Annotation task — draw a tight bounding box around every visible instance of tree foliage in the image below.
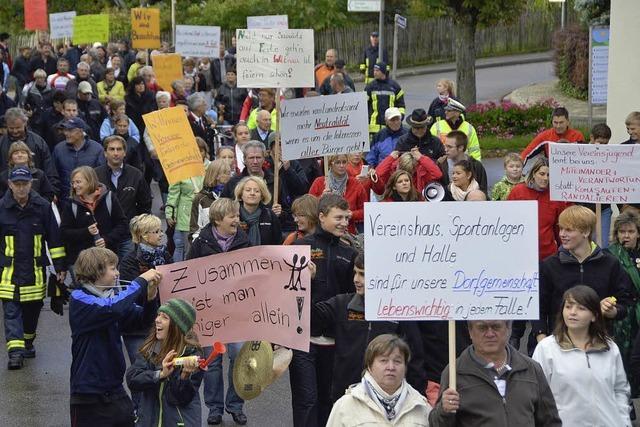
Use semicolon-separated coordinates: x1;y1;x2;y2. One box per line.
574;0;610;25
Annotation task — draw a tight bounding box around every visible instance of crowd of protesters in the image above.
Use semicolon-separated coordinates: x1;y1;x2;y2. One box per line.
0;28;640;427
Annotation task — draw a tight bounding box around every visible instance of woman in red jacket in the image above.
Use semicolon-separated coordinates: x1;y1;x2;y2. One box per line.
372;150;442;195
382;170;422;202
309;154;368;233
508;158;570;260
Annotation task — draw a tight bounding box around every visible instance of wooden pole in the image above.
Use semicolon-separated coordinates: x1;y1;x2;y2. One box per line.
595;203;603;247
448;320;457;389
273;91;281;205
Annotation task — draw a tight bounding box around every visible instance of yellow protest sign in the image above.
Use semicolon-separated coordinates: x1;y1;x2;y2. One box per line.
152;54;183;92
131;8;160;49
73;14;109;44
143;107;205;185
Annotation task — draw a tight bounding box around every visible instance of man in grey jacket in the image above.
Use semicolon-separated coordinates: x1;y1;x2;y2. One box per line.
429;320;561;427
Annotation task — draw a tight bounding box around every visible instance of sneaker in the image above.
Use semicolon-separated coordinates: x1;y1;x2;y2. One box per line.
24;343;36;359
207;413;222;425
227;410;247;425
7;353;23;370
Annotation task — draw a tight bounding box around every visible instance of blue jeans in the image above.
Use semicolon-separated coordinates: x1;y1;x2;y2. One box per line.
117;238;134;262
600;207;612;248
289;344;334;427
172;230;189;262
203;342;244;416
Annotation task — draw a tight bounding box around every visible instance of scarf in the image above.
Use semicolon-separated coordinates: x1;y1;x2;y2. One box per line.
82;283;116;299
211;224;236;252
450;179;479;201
211;184;224;198
327;171;348;196
241;204;262;246
527;180;546;192
79;188;102;213
139;243;168;267
438;94;449;103
362;371;408;421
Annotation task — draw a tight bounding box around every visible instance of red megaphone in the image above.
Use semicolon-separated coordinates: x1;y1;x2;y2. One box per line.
199;341;227;370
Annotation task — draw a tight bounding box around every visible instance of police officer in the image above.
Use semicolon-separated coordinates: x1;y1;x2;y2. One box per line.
430;99;482;160
0;166;66;369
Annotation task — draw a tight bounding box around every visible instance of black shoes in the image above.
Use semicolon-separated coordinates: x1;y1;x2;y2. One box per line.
207;414;222;425
7;353;24;370
227;410;248;425
24;343;36;359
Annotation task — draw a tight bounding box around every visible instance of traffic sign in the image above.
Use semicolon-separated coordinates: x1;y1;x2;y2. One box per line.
348;0;381;12
395;14;406;29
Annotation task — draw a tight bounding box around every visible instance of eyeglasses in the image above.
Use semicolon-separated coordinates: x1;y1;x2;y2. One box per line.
332;160;348;165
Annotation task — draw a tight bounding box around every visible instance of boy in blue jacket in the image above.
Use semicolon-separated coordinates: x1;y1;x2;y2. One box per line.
68;246;162;426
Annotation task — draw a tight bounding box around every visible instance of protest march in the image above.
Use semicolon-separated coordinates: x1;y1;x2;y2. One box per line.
1;1;640;426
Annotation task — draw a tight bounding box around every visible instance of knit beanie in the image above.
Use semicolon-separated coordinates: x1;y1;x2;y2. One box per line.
158;299;196;335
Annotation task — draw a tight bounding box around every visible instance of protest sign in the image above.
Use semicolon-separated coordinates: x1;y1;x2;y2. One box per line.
280;92;369;160
73;14;110;45
236;29;314;88
142;107;205;185
247;15;289;29
175;25;221;57
549;142;640;204
152;54;183;93
49;11;76;39
24;0;48;30
157;246;311;351
131;8;161;49
364;201;539;321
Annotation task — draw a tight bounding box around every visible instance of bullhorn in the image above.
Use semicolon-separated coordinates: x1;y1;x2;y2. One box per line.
422;182;445;202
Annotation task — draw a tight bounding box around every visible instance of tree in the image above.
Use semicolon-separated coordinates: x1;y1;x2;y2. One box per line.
410;0;526;105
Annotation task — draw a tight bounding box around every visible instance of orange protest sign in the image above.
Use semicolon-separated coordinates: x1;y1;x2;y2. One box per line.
131;8;160;49
142;107;205;185
157;245;311;351
24;0;48;30
152;54;183;93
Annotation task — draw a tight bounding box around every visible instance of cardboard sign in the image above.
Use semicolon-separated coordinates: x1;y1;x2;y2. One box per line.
131;8;161;49
246;15;289;29
24;0;48;30
549;142;640;204
175;25;221;57
49;11;76;39
142;107;205;185
236;29;314;88
280;92;369;160
152;54;183;93
364;201;539;321
73;14;110;45
157;246;311;351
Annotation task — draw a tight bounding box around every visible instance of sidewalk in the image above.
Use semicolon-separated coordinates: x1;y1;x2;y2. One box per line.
352;50;553;82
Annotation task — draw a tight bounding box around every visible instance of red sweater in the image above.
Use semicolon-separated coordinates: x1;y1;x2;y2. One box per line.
507;183;571;260
309;176;368;233
520;128;585;163
372;155;443;195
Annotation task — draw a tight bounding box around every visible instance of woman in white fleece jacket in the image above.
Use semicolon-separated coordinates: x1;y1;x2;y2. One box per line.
533;285;631;427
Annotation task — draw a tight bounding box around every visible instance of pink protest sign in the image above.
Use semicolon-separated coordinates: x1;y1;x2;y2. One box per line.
157;245;311;351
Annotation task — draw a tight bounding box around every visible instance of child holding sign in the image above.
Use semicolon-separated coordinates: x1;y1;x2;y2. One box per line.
126;299;204;427
69;247;162;427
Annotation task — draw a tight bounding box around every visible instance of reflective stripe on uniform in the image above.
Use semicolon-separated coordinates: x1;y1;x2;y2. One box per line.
49;246;65;259
6;339;24;351
33;235;44;291
4;236;14;257
18;284;46;302
24;332;36;340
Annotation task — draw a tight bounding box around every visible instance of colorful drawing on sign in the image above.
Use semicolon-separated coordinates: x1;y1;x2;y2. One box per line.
152;54;183;93
24;0;48;30
549;143;640;204
131;8;161;49
235;29;314;88
49;11;76;39
73;14;110;45
280;92;369;161
142;107;205;185
364;201;539;321
157;246;311;351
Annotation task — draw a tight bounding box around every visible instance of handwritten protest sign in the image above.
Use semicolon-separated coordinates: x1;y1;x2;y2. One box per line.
143;107;205;185
152;54;183;93
73;14;109;45
24;0;48;30
49;11;76;39
236;29;314;88
549;142;640;204
157;246;311;351
131;8;160;49
247;15;289;29
175;25;220;57
364;201;539;321
280;92;369;160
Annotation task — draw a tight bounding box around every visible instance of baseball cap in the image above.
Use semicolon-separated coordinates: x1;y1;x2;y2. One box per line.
78;81;93;94
385;107;402;121
9;166;32;182
59;117;88;130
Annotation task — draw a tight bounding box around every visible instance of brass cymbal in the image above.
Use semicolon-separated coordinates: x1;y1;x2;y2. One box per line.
233;341;274;400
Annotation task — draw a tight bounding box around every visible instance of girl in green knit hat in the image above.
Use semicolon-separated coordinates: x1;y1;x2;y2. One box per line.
126;298;204;426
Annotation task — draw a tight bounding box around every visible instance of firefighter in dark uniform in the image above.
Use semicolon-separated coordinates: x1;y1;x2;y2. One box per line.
364;62;405;136
0;166;66;369
359;31;389;85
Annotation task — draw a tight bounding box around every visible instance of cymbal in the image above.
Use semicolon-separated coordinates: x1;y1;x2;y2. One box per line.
233;341;273;400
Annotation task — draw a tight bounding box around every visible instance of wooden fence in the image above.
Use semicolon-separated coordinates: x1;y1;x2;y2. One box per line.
8;10;567;69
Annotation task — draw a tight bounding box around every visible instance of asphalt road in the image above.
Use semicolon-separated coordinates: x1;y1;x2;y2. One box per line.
0;60;551;426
